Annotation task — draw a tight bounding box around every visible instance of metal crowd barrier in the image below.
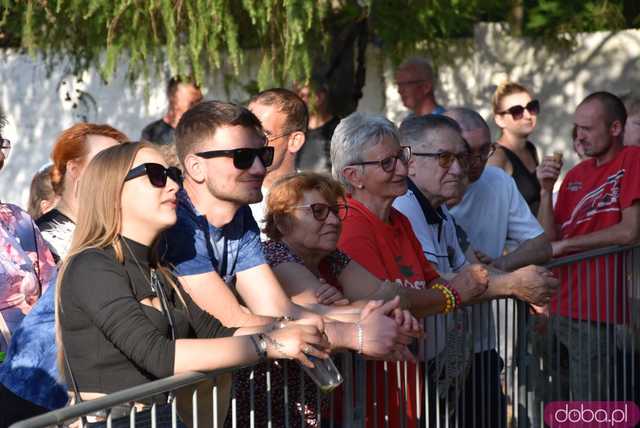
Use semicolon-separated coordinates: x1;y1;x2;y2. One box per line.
11;245;640;428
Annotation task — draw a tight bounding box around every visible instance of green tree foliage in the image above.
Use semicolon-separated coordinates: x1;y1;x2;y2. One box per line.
0;1;636;89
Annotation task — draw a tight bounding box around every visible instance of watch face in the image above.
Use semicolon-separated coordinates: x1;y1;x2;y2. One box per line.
259;337;268;353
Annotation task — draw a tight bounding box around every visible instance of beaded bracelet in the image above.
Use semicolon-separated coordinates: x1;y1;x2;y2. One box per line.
443;283;462;307
432;283;456;314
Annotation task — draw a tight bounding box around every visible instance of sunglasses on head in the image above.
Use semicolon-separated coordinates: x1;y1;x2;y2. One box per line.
124;163;183;188
195;146;275;170
412;150;469;170
294;203;349;222
350;146;412;173
497;99;540;120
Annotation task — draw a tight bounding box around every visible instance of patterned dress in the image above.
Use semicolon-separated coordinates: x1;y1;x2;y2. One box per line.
0;203;56;352
228;240;350;428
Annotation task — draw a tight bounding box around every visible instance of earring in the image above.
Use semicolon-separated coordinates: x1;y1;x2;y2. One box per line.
357;184;364;189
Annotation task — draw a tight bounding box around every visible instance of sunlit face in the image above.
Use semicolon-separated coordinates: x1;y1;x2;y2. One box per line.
409;128;467;203
574;101;615;158
249;102;290;173
281;189;343;255
352;136;409;200
196;125;267;205
624;113;640;147
495;92;537;137
121;147;179;233
461;127;493;182
394;66;430;112
171;83;203;121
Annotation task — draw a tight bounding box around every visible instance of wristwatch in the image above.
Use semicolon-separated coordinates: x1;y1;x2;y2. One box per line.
250;334;268;360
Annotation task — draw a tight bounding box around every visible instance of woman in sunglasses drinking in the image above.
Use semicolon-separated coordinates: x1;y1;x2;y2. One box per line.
56;142;330;427
488;81;542;214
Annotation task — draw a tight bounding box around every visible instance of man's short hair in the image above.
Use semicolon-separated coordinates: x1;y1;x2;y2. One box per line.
167;76;199;99
580;91;627;128
249;88;309;134
621;93;640;117
444;107;491;135
397;56;435;83
175;100;264;164
399;114;462;150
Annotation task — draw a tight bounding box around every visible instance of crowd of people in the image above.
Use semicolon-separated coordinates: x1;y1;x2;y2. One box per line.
0;56;638;428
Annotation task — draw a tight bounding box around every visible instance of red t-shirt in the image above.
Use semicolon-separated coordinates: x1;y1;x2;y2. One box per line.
338;196;439;428
551;145;640;323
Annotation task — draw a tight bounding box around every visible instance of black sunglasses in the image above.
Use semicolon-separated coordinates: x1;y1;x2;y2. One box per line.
497;99;540;120
412;150;469;170
350;146;412;173
124;163;183;188
195;146;275;170
294;203;349;222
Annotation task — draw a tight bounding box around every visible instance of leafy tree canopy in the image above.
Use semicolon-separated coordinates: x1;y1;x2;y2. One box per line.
0;0;637;89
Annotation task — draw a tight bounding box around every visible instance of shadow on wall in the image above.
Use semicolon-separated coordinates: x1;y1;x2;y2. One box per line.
0;52;260;206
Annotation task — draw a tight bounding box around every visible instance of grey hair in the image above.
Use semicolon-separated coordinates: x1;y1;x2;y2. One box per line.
444;107;491;135
397;56;435;82
399;114;462;150
330;112;400;191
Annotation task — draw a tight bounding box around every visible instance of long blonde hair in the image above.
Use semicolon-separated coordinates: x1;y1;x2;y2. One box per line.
55;141;181;378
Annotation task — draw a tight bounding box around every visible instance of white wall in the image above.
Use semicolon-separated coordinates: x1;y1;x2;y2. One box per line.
1;24;639;206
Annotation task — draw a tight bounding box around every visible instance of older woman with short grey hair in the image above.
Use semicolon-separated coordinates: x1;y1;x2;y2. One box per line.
330;112;489;428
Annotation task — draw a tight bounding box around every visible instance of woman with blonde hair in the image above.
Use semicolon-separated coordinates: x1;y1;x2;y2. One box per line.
37;123;128;261
56;142;329;426
488;81;542;214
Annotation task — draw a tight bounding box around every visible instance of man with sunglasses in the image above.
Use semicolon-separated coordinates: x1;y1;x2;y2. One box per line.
393;114;558;427
247;88;308;238
394;57;445;118
537;92;640;401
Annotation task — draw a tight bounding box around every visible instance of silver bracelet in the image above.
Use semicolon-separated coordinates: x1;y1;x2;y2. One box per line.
356;322;364;354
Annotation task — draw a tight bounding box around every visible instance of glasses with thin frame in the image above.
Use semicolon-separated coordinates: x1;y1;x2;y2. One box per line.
350;146;412;173
0;138;10;157
468;143;496;162
412;150;470;170
294;203;349;222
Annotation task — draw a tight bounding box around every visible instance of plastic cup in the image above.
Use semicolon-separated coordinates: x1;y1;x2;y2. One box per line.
299;355;343;393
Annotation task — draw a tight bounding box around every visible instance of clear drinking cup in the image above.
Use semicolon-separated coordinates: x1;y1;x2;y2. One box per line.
299;355;343;393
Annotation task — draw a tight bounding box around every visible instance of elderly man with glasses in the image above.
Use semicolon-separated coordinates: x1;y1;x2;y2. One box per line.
394;57;445;118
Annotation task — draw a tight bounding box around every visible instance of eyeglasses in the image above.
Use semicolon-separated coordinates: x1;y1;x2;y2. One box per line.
497;99;540;120
195;146;275;170
350;146;412;173
412;150;469;170
294;203;349;222
266;130;299;143
0;138;10;157
468;143;496;162
124;163;183;188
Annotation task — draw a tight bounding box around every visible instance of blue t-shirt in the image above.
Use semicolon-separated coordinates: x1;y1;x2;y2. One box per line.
163;189;266;287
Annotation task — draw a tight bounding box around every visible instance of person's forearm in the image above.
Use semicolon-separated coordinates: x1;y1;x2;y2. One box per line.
466;271;514;303
299;302;362;322
354;280;446;317
324;321;357;351
537;190;558;241
559;224;639;254
174;336;259;373
492;234;552;272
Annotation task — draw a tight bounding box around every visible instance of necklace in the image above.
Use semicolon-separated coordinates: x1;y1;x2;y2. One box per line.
121;237;176;340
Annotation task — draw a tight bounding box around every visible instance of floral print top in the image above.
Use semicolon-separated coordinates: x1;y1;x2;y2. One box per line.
0;203;56;348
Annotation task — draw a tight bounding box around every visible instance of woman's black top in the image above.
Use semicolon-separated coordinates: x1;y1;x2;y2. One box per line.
499;142;541;215
59;236;236;394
